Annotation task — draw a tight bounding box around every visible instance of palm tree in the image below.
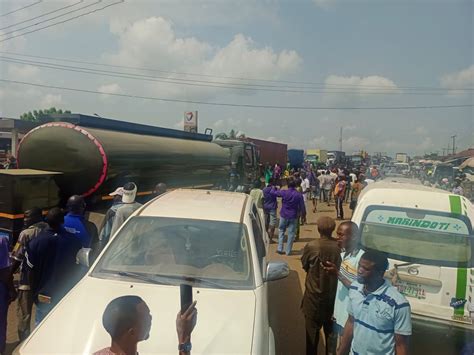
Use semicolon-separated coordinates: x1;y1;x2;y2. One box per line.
215;129;246;140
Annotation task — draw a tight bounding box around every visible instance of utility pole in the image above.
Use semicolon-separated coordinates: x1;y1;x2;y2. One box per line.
451;135;456;155
339;126;343;152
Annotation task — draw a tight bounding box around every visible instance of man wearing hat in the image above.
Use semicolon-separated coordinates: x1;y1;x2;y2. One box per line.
98;187;124;250
110;182;142;236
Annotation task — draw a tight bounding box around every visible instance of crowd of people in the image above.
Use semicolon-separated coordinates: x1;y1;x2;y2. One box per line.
0;181;169;354
251;162;369;256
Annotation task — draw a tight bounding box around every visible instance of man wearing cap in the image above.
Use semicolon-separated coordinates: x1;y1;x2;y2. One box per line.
98;187;124;249
110;183;142;236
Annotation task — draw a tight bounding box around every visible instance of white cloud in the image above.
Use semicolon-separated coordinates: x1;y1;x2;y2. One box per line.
97;83;123;95
40;94;63;108
7;64;40;80
103;17;302;100
344;136;370;152
440;65;474;96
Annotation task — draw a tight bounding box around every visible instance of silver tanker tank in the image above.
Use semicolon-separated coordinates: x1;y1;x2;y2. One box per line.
17;121;230;200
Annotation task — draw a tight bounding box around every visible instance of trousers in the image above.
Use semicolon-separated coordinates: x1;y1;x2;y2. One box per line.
278;217;297;255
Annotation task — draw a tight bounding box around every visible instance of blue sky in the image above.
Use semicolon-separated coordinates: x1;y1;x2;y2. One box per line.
0;0;472;155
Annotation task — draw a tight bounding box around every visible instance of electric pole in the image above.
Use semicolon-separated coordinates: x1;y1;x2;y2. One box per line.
339;126;343;152
451;135;456;155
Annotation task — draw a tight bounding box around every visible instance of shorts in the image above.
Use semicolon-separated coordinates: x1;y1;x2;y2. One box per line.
265;210;277;227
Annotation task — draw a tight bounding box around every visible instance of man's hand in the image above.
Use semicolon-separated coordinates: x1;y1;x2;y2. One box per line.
322;260;338;275
176;301;197;344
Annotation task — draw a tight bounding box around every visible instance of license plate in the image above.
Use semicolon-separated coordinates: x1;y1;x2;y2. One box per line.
397;282;426;299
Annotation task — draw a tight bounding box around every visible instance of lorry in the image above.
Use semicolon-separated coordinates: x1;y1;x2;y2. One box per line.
327;150;346;166
2;114;260;242
287;149;304;170
241;137;287;166
305;149;327;165
396;153;409;163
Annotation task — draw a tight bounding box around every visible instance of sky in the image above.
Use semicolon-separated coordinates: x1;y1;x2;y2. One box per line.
0;0;472;156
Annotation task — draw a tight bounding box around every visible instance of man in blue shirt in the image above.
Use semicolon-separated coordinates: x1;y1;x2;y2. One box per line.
337;250;411;355
262;178;278;242
64;195;97;248
270;178;306;255
26;208;83;324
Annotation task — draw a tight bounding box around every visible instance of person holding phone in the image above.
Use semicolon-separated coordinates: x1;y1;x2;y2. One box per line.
94;296;197;355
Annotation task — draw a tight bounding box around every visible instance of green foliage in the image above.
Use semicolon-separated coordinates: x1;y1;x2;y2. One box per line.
215;129;246;140
20;107;71;122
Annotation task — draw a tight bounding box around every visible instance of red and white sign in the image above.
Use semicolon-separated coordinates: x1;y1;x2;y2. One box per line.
183;111;198;133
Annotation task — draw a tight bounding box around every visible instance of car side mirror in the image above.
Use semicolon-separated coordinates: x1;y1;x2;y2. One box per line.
265;261;289;282
76;248;91;268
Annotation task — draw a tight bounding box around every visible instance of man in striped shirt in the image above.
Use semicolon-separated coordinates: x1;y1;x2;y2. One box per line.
337;250;411;355
323;221;365;352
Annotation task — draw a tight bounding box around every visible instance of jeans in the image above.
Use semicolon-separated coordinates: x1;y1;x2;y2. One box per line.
335;196;344;219
278;217;297;255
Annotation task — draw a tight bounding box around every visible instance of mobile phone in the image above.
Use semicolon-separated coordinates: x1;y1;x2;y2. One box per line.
180;284;193;314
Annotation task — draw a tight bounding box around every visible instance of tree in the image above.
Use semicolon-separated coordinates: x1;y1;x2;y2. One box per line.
20;107;71;122
215;129;246;140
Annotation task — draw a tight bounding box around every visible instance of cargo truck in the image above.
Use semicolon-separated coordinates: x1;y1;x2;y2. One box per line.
288;149;304;169
396;153;409;163
241;137;287;166
305;149;328;165
2;114;260;242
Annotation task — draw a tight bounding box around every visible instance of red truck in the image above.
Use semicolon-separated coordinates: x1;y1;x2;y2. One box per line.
241;137;288;166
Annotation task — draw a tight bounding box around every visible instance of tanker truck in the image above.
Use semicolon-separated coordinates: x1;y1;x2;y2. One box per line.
2;114;259;242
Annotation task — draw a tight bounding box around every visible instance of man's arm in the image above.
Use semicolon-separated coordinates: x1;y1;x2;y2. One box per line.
176;301;197;355
337;315;354;355
268;187;283;198
395;334;409;355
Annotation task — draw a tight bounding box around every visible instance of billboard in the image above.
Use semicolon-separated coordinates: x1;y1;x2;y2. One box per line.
184;111;198;133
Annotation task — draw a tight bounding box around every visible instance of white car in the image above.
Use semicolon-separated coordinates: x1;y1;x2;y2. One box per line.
17;189;289;354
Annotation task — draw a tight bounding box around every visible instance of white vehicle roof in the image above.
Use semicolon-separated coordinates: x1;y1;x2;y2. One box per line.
139;189;249;223
357;181;473;217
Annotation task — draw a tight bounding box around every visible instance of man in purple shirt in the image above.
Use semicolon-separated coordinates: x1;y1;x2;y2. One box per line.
270;178;306;255
263;178;278;242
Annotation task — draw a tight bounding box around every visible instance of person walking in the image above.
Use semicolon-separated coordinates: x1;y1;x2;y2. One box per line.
321;171;333;206
300;172;311;202
10;207;48;340
110;182;143;236
301;216;341;355
270;179;306;255
337;250;411;355
322;222;365;353
25;208;83;324
349;174;367;217
334;174;347;220
263;178;278;242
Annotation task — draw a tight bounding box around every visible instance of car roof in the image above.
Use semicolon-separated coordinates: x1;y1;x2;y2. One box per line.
358;181;473;217
138;189;249;223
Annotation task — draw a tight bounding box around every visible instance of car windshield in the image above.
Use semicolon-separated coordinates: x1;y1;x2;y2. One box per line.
361;208;473;267
92;216;254;289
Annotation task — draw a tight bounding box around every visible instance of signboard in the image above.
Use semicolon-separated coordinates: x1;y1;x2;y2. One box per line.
184;111;198;133
365;209;470;235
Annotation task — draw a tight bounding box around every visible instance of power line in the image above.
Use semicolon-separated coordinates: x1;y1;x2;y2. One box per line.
0;0;102;37
0;0;42;18
1;50;472;92
0;56;466;96
0;0;124;43
2;56;457;96
0;0;85;31
1;78;473;110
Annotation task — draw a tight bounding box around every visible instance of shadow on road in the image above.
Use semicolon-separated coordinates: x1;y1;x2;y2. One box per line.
268;270;305;355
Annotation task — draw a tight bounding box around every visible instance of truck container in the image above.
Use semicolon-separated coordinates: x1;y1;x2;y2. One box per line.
288;149;304;169
327;150;346;165
396;153;408;163
241;137;287;166
305;149;328;164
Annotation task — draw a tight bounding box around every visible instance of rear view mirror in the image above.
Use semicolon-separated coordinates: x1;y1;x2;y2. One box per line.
76;248;91;268
265;261;289;282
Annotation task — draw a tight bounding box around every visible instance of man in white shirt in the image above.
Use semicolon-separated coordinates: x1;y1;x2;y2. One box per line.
300;172;311;201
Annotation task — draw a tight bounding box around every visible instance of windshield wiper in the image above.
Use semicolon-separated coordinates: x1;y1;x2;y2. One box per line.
155;274;228;289
97;269;174;285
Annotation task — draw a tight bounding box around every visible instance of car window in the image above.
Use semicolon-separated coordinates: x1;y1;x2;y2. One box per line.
93;216;255;289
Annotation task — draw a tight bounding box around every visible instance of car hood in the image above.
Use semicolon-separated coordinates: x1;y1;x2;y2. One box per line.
19;276;256;354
